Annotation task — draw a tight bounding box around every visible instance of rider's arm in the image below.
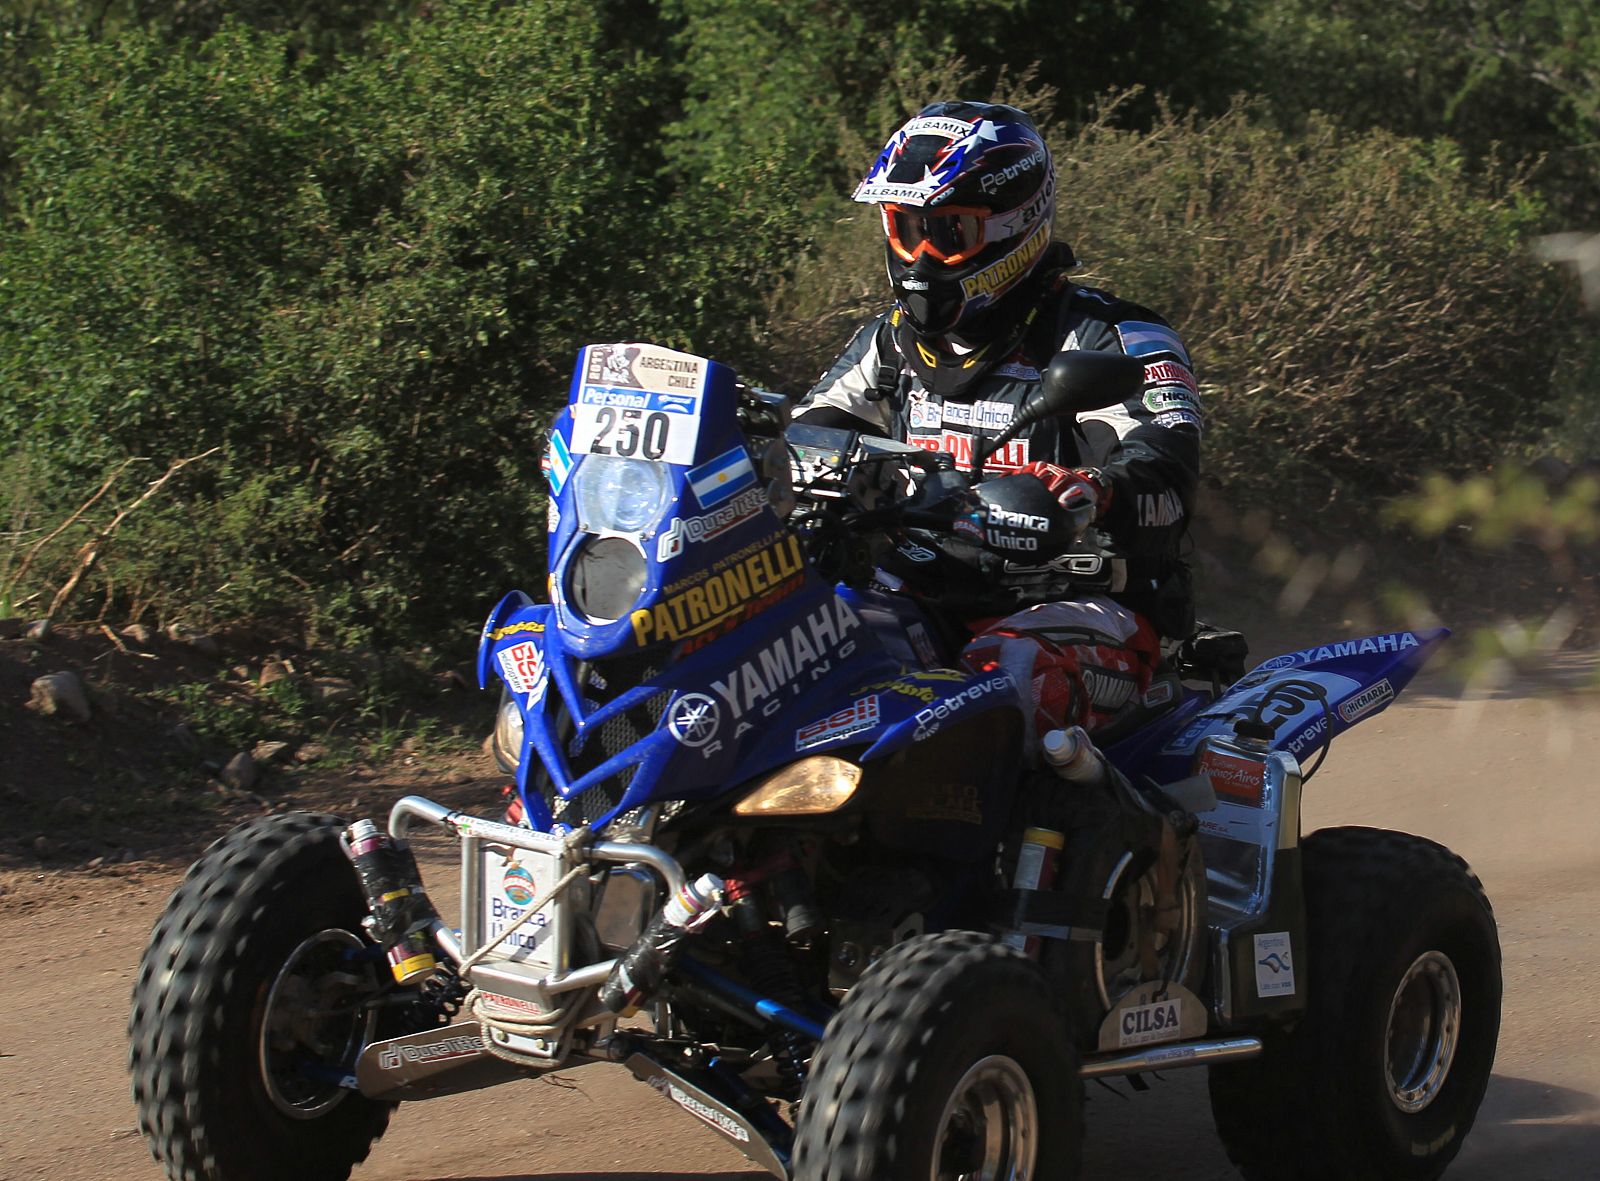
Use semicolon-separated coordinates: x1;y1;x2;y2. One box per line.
1069;314;1203;562
793;314;895;434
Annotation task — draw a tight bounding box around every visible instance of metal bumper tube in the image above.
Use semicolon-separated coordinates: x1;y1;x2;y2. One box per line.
1079;1036;1262;1079
386;796;687;1000
387;795;688;896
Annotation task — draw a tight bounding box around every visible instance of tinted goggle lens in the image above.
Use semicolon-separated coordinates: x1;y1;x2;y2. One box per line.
884;206;987;264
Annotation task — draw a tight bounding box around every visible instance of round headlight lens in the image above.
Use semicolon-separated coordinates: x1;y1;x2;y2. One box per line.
573;455;671;535
569;535;648;623
491;686;525;774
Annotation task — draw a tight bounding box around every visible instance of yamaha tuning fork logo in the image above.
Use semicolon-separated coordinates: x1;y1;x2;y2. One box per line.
667;693;722;747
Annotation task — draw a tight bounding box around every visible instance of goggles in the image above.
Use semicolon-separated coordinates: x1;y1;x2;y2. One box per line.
882;204;993;266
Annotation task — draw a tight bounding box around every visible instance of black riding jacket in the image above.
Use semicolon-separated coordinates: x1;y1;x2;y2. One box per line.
796;249;1201;637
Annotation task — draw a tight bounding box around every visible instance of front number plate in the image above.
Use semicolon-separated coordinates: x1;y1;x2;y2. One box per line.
477;842;561;970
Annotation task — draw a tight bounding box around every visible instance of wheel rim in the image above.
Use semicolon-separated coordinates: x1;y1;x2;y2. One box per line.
258;928;376;1119
931;1054;1038;1181
1385;950;1462;1114
1094;850;1203;1010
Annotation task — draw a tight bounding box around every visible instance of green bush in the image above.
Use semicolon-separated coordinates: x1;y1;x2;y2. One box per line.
0;4;807;642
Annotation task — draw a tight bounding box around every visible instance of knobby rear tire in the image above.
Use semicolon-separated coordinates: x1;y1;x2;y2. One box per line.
1208;826;1501;1181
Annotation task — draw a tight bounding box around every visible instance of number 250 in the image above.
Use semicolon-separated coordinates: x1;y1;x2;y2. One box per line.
593;407;669;459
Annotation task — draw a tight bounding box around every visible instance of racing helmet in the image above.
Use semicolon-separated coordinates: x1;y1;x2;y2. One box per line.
854;101;1055;336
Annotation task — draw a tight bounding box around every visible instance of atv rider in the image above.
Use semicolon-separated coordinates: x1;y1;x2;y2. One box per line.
796;101;1201;750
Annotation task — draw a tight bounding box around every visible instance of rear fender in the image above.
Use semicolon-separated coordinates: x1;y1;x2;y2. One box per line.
1141;627;1449;782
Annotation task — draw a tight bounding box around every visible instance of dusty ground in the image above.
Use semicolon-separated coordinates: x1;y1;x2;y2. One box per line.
2;527;1598;1180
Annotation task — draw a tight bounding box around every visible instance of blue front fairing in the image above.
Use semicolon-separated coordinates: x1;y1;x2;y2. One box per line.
482;343;1027;831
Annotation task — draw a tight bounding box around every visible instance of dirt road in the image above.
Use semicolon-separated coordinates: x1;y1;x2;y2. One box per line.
4;665;1598;1180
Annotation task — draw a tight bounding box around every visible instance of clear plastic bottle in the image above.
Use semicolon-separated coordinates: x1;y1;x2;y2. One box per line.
600;873;724;1012
1041;725;1108;787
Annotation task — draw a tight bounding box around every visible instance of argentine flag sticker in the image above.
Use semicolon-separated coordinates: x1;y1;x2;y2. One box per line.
1115;320;1189;362
545;430;573;495
688;446;756;508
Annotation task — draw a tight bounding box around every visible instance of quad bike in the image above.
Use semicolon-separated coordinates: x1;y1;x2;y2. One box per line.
129;342;1500;1180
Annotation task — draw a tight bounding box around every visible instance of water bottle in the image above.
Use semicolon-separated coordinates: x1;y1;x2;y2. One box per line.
1041;726;1108;787
600;873;724;1012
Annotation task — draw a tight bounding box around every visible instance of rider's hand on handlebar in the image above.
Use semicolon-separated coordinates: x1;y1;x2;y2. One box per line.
1018;462;1111;521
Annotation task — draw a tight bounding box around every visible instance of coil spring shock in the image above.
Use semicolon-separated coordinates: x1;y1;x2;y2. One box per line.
726;879;810;1092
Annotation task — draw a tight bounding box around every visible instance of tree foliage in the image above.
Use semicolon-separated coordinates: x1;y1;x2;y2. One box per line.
1;3;803;638
0;0;1595;644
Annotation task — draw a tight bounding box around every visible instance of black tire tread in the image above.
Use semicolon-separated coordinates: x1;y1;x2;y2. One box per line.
1209;825;1500;1181
793;930;1083;1181
128;812;393;1181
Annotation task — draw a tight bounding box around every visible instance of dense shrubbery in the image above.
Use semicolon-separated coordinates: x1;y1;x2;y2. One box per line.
1;1;1595;645
1;4;809;638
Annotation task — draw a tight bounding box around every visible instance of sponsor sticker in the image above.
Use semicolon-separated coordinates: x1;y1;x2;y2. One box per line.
1338;678;1394;723
375;1031;485;1071
1144;385;1202;415
961;223;1049;303
987;504;1051;533
497;640;548;703
655;485;768;561
487;619;544;642
977;148;1047;195
1143;679;1175;708
912;674;1013;740
1143;359;1198;394
1152;409;1204;432
1198;747;1266;805
908;395;941;430
795;696;881;750
1261;632;1420;669
501;862;536;905
987;173;1054;240
908;431;1030;473
712;598;862;721
478;991;547;1018
1137;490;1185;528
1254;932;1296;997
854;180;945;204
630;533;804;646
901;115;977;139
992;362;1042;381
1118;996;1184;1048
666;1082;751;1143
1286;714;1330;756
482;846;553;965
941;400;1015;430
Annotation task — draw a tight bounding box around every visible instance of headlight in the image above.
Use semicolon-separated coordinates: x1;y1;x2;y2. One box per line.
491;686;524;773
733;756;864;816
568;535;648;623
573;454;671;535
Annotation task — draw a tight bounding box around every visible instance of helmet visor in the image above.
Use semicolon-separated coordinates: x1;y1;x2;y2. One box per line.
883;204;988;266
